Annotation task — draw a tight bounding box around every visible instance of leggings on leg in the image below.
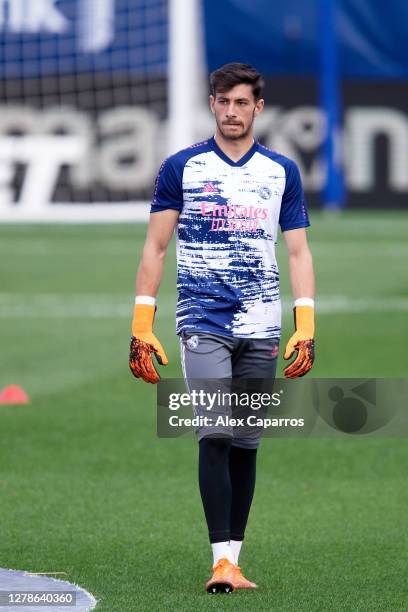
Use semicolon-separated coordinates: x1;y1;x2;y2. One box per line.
198;437;232;543
229;445;258;541
198;438;258;544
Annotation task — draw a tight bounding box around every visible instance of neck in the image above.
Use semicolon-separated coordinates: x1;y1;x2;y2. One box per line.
214;129;255;162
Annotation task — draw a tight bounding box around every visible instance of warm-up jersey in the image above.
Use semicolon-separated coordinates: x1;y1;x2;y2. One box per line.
150;136;310;339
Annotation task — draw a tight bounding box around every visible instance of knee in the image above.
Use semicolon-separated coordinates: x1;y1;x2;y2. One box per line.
199;436;232;463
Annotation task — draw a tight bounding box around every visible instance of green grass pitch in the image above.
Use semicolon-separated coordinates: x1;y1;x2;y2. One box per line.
0;211;407;611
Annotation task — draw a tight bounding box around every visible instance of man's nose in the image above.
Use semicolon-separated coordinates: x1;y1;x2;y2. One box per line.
226;103;237;116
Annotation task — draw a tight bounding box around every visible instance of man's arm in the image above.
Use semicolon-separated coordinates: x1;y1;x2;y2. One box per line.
136;209;180;296
129;209;179;384
282;228;315;378
283;227;315;300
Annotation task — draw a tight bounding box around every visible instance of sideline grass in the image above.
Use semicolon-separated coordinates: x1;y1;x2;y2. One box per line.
0;212;407;610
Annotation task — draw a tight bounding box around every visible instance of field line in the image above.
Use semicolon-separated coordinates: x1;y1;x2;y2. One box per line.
0;293;408;317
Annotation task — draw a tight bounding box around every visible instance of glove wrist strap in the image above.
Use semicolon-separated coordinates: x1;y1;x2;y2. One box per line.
294;305;315;337
132;303;155;335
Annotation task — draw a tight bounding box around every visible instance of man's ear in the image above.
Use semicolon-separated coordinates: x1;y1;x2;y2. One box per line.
209;95;215;114
254;98;265;117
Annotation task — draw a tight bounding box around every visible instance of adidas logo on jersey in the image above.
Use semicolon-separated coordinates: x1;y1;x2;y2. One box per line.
203;182;219;193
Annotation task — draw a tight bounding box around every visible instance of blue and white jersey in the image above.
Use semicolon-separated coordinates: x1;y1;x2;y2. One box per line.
151;137;310;339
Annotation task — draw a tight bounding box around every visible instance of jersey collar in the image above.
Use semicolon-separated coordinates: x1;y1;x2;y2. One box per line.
209;136;259;167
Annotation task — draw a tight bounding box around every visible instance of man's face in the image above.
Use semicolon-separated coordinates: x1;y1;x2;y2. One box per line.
210;83;264;141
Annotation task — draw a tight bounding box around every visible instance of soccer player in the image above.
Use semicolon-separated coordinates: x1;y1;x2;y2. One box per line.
129;63;315;593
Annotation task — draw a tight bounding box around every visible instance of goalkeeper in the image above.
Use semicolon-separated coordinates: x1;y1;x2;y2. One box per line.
129;63;315;593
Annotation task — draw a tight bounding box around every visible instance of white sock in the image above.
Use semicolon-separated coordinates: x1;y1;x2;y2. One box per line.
230;540;243;564
211;541;235;565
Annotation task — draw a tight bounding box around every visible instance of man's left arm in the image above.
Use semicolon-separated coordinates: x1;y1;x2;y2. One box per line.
282;228;315;378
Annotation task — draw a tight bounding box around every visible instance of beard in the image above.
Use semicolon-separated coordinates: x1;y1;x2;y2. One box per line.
216;116;254;141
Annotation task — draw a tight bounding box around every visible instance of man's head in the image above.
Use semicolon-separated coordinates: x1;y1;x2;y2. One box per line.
209;63;265;141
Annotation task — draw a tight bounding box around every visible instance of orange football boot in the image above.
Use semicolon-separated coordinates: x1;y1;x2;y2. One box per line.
231;564;257;589
205;558;235;594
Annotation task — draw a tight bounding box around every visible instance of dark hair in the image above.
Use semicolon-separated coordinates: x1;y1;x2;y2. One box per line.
210;63;265;101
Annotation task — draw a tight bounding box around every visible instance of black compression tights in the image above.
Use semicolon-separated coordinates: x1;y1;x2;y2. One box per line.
198;438;258;544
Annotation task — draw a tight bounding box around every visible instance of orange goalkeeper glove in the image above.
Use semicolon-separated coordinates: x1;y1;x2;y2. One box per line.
129;302;168;384
283;304;315;379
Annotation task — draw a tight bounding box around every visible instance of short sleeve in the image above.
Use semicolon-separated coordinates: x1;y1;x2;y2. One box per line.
150;156;183;213
279;160;310;232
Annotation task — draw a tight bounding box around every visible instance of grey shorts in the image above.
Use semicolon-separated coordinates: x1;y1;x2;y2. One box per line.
179;331;279;449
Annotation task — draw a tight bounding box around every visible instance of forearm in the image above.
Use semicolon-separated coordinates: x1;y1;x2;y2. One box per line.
135;246;166;297
287;247;315;300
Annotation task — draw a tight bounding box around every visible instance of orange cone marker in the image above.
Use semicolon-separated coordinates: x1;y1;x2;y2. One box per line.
0;384;30;405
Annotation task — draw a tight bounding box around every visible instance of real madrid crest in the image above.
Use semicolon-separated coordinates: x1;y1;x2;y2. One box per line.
259;186;272;200
186;335;199;349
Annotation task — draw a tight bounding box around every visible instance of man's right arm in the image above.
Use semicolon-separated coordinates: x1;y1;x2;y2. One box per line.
129;209;179;384
136;209;180;296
